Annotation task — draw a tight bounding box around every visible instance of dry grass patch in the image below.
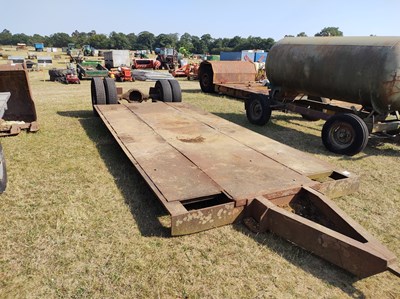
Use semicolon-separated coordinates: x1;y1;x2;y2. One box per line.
0;70;399;298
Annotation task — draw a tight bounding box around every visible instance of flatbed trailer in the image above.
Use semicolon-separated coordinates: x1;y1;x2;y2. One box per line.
91;78;399;278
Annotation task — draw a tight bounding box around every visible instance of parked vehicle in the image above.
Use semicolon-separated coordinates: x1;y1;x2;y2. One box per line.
76;61;108;80
199;36;400;156
155;47;178;70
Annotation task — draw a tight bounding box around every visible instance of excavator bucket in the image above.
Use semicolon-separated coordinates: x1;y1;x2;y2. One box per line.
0;63;39;136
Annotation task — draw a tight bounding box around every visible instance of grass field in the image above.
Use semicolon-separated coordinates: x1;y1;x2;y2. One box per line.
0;50;399;298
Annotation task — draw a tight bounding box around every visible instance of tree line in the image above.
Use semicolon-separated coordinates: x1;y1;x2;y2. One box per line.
0;27;343;54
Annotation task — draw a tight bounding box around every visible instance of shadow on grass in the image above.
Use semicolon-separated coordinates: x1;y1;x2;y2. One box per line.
232;223;366;297
58;109;170;238
215;112;400;158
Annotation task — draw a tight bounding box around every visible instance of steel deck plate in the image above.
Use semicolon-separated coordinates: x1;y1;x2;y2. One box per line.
97;102;322;204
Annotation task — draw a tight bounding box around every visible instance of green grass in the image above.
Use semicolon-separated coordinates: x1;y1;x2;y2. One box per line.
0;67;399;298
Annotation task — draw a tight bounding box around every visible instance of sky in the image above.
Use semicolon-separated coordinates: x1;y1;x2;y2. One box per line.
2;0;399;41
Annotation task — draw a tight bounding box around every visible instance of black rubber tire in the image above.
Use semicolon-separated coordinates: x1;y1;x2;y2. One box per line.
199;64;214;93
0;144;7;193
155;80;173;102
301;96;329;121
91;78;106;116
246;94;271;125
103;77;118;104
169;80;182;102
322;113;369;156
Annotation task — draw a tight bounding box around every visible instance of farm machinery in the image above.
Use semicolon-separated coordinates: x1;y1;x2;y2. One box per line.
199;36;400;156
89;77;399;279
49;65;80;84
0;63;39;191
76;61;108;80
110;66;133;82
171;63;199;80
155;47;179;70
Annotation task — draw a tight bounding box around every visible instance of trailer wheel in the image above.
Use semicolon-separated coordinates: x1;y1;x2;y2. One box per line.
103;77;118;104
199;64;214;93
246;94;271;125
155;80;173;102
322;113;369;156
301;96;329;121
169;80;182;102
0;144;7;193
91;78;106;116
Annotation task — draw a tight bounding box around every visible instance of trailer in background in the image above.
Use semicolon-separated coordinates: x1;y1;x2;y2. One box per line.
199;37;400;156
34;43;44;52
77;61;109;80
103;50;130;69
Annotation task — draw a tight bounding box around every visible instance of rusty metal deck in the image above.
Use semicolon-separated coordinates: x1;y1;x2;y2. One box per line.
96;102;356;227
94;101;398;278
215;82;269;100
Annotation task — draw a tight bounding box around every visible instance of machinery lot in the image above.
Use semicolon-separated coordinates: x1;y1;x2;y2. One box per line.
0;69;399;298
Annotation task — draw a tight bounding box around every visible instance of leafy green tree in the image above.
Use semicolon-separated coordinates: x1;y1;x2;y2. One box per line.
71;30;89;47
88;33;109;49
315;27;343;36
137;31;155;50
126;33;137;49
109;31;129;49
201;34;213;52
191;36;207;54
228;36;244;49
178;33;194;53
154;33;178;48
0;29;13;45
11;33;31;45
48;32;72;47
297;32;307;37
31;34;45;44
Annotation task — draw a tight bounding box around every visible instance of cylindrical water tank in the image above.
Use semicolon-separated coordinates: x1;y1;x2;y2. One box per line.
266;37;400;114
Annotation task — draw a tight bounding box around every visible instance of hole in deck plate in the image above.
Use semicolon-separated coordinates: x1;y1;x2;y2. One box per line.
277;190;367;243
183;194;232;211
310;171;348;183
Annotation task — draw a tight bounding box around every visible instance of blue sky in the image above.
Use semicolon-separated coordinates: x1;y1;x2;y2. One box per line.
2;0;399;40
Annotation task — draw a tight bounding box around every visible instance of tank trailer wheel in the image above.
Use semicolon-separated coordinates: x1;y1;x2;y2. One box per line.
169;80;182;102
322;113;369;156
246;94;271;126
103;77;118;104
199;64;214;93
155;80;173;102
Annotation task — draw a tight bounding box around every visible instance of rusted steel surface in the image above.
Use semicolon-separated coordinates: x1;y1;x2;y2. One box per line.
215;82;269;99
171;202;244;236
266;37;400;114
246;187;397;278
96;104;222;202
0;64;37;123
201;61;256;84
94;101;398;277
168;103;351;181
124;102;313;200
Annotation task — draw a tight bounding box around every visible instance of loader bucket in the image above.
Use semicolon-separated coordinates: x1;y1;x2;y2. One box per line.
0;64;37;123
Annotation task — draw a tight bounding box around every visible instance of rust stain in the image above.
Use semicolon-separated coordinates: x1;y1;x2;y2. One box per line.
177;135;205;143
